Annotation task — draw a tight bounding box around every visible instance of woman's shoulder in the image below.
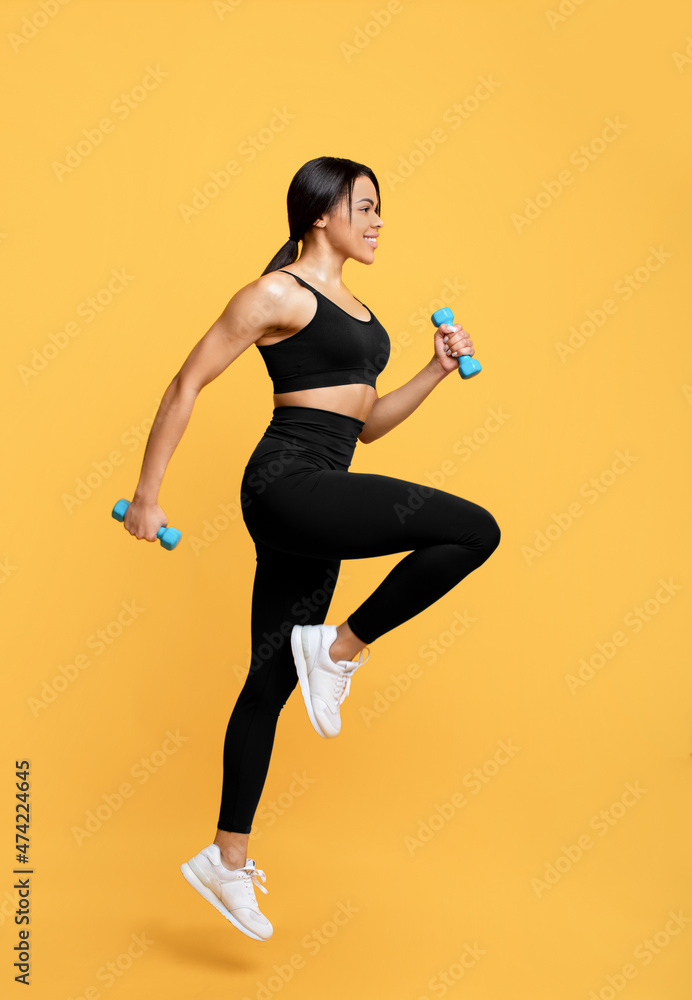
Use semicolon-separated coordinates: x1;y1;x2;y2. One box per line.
222;269;307;339
244;269;303;306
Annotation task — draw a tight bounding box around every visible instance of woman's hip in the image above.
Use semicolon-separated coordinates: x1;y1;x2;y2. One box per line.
243;406;364;474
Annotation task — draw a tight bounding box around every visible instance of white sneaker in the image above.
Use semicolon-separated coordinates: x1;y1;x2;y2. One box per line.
291;624;370;738
180;843;273;941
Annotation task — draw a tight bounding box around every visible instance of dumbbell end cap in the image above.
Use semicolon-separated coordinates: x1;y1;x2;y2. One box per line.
160;528;182;551
431;306;455;327
459;358;482;379
112;498;130;522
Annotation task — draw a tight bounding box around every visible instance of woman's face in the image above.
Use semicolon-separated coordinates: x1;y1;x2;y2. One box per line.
324;174;383;263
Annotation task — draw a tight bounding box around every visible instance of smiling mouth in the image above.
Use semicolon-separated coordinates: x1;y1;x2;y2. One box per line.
364;236;378;246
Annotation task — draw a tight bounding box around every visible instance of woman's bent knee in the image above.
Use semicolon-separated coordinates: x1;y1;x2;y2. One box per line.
483;511;501;555
466;507;501;557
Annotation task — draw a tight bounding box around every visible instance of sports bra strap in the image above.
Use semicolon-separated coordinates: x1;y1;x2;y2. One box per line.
277;269;365;306
277;269;309;286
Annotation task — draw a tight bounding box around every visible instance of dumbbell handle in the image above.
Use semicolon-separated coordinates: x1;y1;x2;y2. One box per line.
111;498;182;551
431;307;482;379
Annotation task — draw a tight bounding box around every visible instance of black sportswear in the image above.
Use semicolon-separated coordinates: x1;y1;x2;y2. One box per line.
254;270;390;392
217;405;501;834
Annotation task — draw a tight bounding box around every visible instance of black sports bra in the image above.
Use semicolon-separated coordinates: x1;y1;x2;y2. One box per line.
255;270;390;393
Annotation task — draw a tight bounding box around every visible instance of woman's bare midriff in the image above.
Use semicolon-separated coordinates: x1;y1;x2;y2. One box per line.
273;384;377;423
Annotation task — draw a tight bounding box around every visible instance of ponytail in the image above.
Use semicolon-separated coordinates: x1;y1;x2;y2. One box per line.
260;156;380;276
261;235;301;276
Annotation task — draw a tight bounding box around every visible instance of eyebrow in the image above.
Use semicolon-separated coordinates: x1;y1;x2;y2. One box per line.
356;198;375;205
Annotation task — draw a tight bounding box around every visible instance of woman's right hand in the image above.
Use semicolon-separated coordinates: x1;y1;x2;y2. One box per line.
123;497;168;542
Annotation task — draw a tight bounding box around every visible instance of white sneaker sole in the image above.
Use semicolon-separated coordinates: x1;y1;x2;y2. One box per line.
291;625;329;738
180;862;269;941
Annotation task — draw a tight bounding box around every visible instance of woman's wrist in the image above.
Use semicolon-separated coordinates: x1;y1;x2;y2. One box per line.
133;486;160;505
425;356;450;381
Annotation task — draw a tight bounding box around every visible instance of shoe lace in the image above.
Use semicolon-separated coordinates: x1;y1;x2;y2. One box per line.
236;862;268;898
333;646;370;707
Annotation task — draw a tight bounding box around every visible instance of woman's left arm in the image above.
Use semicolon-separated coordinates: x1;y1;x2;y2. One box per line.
358;322;474;443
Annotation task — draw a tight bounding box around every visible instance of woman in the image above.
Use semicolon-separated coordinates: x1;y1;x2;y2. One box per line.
123;156;501;942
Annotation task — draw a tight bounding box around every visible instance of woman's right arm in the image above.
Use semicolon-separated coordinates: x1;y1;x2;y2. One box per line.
124;275;287;541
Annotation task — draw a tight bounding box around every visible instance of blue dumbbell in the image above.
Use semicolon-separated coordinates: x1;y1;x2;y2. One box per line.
111;498;182;551
431;307;482;379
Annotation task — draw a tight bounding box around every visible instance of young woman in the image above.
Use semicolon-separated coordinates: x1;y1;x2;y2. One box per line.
122;156;501;942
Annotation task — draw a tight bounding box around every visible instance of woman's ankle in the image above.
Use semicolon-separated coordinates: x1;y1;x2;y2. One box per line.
215;843;247;870
219;853;246;871
329;621;367;662
214;829;249;870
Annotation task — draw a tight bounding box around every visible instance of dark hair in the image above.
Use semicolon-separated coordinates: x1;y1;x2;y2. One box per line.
261;156;381;275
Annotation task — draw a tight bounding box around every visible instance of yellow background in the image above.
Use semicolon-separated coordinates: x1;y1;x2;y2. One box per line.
3;0;692;997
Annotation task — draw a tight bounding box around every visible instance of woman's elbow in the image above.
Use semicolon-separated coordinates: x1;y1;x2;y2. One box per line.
158;374;200;417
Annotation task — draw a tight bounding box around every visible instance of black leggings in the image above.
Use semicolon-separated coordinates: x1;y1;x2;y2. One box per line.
218;406;501;833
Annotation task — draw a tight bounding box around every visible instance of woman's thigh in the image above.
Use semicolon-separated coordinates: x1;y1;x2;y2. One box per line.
241;462;500;561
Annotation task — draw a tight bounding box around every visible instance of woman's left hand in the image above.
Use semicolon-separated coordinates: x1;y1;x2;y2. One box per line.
432;322;475;375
